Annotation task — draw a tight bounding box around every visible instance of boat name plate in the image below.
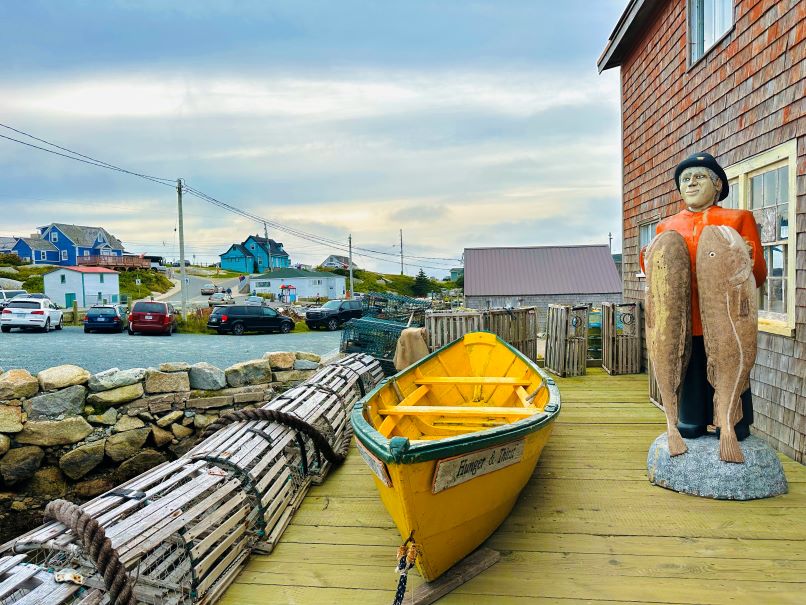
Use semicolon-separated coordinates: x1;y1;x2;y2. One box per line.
432;439;525;493
356;440;393;487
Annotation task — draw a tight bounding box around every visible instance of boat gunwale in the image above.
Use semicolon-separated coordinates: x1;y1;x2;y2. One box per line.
350;333;561;465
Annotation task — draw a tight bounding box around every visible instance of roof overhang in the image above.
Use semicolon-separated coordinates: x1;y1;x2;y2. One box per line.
597;0;664;73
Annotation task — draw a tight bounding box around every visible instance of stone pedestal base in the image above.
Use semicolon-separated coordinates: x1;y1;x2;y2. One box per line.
647;433;788;500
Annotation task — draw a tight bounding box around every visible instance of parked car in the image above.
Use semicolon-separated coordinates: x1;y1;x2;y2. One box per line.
305;299;363;330
128;301;178;335
200;283;219;295
0;290;27;309
207;305;294;335
208;292;234;307
1;298;63;332
243;296;266;306
13;293;49;300
84;304;129;333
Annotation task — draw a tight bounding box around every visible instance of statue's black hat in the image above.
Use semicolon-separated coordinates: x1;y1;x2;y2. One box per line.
674;151;729;201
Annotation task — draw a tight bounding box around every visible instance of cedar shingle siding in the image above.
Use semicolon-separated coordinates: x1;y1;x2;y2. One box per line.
607;0;805;462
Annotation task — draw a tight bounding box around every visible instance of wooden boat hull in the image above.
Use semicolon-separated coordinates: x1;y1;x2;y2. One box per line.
352;332;560;581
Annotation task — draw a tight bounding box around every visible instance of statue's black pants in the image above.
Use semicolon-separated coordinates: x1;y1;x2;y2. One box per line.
678;336;753;441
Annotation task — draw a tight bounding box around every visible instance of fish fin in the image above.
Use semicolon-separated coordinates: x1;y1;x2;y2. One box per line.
667;430;688;456
719;432;745;463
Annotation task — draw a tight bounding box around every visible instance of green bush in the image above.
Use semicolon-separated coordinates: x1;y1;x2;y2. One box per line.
0;253;28;267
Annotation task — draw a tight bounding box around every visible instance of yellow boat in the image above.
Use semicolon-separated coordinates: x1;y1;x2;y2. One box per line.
351;331;561;581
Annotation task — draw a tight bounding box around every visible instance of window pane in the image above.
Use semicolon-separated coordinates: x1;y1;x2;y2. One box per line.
723;181;738;208
768;278;785;314
770;244;786;277
777;166;788;203
750;174;763;208
778;203;789;239
763;169;778;206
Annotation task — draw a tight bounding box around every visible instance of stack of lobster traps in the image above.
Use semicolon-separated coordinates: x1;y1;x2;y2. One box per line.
0;354;383;605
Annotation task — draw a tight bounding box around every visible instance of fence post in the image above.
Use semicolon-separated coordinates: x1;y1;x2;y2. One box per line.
72;300;79;326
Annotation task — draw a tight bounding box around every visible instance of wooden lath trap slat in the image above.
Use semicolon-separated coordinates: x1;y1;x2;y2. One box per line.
0;354;383;605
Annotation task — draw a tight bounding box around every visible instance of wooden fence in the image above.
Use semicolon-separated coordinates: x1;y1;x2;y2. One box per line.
601;302;642;375
0;354;383;605
425;307;539;360
544;304;589;377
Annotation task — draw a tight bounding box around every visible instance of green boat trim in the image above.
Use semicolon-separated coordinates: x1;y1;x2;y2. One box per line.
350;334;562;465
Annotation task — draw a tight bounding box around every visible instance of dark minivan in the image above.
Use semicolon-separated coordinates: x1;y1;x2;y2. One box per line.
84;305;129;333
305;299;363;330
207;305;294;335
128;301;178;335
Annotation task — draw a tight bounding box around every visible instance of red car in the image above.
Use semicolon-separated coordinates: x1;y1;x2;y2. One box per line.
128;301;178;335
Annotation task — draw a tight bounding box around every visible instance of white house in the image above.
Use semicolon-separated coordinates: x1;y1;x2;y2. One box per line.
249;268;346;302
43;267;120;308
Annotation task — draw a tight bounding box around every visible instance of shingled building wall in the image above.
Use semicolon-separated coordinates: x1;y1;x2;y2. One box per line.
617;0;805;461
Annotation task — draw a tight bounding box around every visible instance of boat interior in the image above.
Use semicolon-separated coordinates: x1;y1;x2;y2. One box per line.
365;333;550;441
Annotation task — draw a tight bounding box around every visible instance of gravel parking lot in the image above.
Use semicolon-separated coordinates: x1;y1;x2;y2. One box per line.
0;327;341;374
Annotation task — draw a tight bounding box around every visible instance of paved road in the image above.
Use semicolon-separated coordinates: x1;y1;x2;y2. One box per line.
0;327;341;374
160;274;245;307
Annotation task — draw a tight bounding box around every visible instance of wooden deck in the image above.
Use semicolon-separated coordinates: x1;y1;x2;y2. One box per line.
221;369;806;605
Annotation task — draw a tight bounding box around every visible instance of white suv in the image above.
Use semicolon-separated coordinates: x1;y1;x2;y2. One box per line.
1;298;64;333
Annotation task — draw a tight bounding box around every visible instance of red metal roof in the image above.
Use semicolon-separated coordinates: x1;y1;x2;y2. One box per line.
56;266;118;274
464;245;622;297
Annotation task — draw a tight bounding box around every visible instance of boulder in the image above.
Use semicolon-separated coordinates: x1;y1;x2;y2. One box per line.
226;360;273;387
296;352;321;363
273;370;317;383
188;363;227;391
0;405;23;433
105;428;150;462
87;408;118;425
150;426;174;447
87;383;144;406
0;446;44;484
193;413;214;431
37;365;90;391
74;478;114;498
115;450;167;482
144;370;190;394
0;369;39;400
264;351;296;370
156;410;184;427
0;434;10;456
293;359;320;371
113;416;145;433
59;440;106;480
159;362;191;373
171;423;194;439
16;417;93;446
23;385;86;419
88;368;146;392
30;467;68;498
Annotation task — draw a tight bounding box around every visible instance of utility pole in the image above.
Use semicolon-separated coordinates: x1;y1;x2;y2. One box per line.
348;234;354;299
264;221;272;273
177;179;188;318
608;232;613;253
399;229;404;275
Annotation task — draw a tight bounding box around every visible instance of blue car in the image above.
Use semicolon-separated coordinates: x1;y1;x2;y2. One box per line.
84;305;129;333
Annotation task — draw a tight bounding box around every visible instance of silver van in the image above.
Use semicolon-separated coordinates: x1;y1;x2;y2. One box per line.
0;290;27;309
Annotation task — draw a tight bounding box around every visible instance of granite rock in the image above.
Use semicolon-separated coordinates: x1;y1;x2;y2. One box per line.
113;416;145;433
87;383;144;406
88;368;146;392
115;449;167;482
0;405;23;432
156;410;184;427
145;370;190;394
87;408;118;425
647;433;788;500
74;478;113;498
160;362;191;373
273;370;317;383
0;434;10;456
105;428;150;462
0;446;45;484
37;365;90;391
30;467;67;498
264;351;296;371
188;362;227;390
16;417;93;446
293;359;320;371
24;385;86;419
296;352;321;363
225;360;273;387
59;440;106;480
0;369;39;400
150;426;174;447
171;423;194;439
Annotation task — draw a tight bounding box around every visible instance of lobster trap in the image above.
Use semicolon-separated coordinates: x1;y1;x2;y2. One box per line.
340;318;408;376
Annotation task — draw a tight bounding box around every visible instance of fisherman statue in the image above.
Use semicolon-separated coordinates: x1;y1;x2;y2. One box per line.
642;152;787;499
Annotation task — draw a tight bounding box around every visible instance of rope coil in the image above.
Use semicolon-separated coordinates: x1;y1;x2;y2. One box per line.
44;499;137;605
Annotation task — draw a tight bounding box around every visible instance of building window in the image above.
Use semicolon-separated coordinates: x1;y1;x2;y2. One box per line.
725;140;797;335
61;250;68;261
689;0;733;63
50;231;58;242
83;250;90;257
99;274;105;284
39;250;47;260
60;274;66;284
636;219;659;278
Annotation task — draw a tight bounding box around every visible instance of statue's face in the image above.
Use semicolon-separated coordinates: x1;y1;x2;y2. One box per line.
679;167;720;211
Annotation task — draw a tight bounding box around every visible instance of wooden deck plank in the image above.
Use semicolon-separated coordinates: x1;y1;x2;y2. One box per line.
221;369;806;605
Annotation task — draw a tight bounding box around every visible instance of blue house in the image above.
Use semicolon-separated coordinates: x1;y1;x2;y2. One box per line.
36;223;125;266
219;235;291;274
11;238;60;265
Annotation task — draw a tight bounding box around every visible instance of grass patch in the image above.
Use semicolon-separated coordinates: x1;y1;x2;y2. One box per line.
177;307;214;334
324;267;455;297
119;270;173;300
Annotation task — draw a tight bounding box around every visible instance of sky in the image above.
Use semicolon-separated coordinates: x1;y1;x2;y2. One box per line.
0;0;626;276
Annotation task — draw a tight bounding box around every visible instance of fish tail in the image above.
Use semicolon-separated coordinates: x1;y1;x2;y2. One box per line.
667;428;688;457
719;431;745;464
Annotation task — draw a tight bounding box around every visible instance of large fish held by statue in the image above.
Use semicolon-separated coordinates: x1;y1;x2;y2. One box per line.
697;225;757;464
645;230;692;456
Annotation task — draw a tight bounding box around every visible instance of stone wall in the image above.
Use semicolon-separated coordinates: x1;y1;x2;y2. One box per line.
0;351;323;540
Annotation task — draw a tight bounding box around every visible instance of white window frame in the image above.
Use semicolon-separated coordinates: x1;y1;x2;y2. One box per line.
725;139;797;337
83;250;90;257
39;250;47;260
60;250;68;261
688;0;734;65
50;231;58;242
636;218;660;278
